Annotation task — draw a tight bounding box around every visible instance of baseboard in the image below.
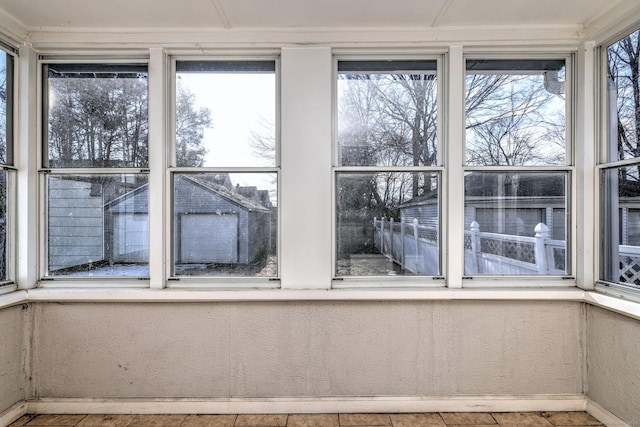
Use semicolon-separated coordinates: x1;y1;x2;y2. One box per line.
0;401;27;427
26;395;586;415
586;399;632;427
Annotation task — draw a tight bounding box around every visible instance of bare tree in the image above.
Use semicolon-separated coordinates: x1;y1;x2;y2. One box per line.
175;83;211;167
608;30;640;169
465;74;565;166
48;73;211;169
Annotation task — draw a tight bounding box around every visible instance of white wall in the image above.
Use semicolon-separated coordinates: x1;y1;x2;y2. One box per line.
587;306;640;425
0;305;28;413
31;301;583;399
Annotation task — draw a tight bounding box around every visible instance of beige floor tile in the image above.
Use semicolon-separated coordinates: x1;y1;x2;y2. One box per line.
287;413;339;427
179;414;237;427
76;414;135;427
233;414;287;427
439;413;496;425
338;413;391;426
128;414;186;427
389;413;446;427
9;416;37;427
25;414;86;426
492;412;553;427
446;425;499;427
541;412;602;426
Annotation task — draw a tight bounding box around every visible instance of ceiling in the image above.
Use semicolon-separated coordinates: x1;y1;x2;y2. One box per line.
0;0;624;31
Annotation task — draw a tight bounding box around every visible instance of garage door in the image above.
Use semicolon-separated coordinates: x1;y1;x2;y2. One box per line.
180;213;238;263
113;213;149;263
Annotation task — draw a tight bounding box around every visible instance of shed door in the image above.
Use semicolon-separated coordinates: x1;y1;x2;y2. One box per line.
180;213;238;263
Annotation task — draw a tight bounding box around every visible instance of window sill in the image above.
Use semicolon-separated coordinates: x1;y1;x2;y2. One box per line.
20;286;584;303
2;286;639;322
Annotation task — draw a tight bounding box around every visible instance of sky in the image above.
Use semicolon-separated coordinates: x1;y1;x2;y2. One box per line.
176;72;277;200
176;72;276;168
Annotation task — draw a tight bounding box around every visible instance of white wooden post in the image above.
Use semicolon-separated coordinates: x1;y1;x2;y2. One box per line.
535;223;550;274
373;217;377;251
470;221;480;274
400;220;406;269
413;218;420;273
380;217;385;255
389;217;395;262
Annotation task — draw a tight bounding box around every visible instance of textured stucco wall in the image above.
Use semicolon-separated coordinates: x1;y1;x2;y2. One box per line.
0;304;28;413
31;300;583;399
587;306;640;426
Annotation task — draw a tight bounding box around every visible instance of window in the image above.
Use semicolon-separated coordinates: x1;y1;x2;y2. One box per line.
0;48;14;285
464;58;571;276
335;59;441;278
42;63;149;278
171;60;278;279
601;28;640;288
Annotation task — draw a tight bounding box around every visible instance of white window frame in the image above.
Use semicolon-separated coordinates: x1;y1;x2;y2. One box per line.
37;57;151;288
595;25;640;301
331;53;446;288
0;44;18;295
166;54;281;288
460;52;577;288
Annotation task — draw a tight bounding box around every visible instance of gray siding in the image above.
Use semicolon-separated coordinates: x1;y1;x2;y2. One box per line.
48;178;103;272
174;176;270;265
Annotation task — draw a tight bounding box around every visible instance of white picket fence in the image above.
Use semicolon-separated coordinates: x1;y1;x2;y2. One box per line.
373;217;439;275
373;217;566;275
464;221;566;275
619;245;640;284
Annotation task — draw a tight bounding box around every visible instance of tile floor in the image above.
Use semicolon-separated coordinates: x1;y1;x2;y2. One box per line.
7;411;603;427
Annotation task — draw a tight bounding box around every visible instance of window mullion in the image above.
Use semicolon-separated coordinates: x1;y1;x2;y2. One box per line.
446;46;465;288
148;48;167;289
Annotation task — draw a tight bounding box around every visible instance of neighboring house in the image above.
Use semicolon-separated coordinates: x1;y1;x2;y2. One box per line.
398;173;567;240
48;177;105;272
49;174;273;273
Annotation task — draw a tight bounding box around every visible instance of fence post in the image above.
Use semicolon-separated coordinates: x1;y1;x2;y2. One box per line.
413;218;420;273
535;223;550;274
400;220;406;269
470;221;480;274
380;217;385;255
389;217;395;262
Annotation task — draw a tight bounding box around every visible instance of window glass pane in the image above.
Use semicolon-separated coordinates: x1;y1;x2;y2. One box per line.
46;173;149;277
602;166;640;287
0;170;8;282
337;60;438;167
464;172;568;275
336;171;440;276
607;29;640;162
46;64;148;168
0;52;12;165
175;61;276;167
172;172;277;277
465;59;566;166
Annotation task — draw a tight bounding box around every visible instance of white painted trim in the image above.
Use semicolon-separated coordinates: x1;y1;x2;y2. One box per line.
280;47;332;290
586;399;633;427
584;290;640;321
16;45;39;290
8;287;640;326
0;401;27;427
25;395;586;415
446;46;464;288
26;27;585;50
148;48;167;289
21;287;586;303
0;289;25;309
